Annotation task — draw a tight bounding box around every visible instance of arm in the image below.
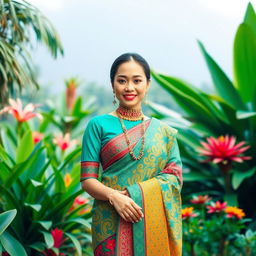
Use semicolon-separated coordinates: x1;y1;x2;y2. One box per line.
80;118;142;222
81;178;143;223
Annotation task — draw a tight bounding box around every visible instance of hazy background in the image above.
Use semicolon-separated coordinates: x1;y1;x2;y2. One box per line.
29;0;256;93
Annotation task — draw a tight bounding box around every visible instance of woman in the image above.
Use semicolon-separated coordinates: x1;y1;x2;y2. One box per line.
80;53;183;256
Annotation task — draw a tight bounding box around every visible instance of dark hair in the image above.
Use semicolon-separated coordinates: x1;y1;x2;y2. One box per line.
110;52;151;85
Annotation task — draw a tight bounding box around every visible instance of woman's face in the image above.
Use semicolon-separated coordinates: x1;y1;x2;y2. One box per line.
112;61;150;110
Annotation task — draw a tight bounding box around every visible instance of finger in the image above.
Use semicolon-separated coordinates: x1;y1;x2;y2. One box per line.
120;213;129;222
131;201;144;218
125;208;139;223
127;205;141;222
122;211;134;223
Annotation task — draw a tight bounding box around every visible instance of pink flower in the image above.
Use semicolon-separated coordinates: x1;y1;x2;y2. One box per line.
32;131;44;144
198;135;252;164
207;201;227;213
53;133;77;151
190;195;211;205
0;98;42;122
68;195;89;214
51;228;64;248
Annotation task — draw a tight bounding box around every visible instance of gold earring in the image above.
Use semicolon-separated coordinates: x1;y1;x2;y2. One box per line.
113;92;117;105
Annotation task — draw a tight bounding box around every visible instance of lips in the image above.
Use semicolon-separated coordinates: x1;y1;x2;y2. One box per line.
123;94;137;101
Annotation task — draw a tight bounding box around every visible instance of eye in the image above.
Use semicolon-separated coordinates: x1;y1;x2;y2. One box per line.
118;79;126;84
134;79;142;84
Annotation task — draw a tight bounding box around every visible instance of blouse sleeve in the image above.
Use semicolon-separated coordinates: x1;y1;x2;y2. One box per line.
161;129;183;186
80;117;102;182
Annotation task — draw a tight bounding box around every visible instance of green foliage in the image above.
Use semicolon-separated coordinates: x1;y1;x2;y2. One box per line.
0;0;64;105
0;84;95;255
182;198;256;256
150;3;256;218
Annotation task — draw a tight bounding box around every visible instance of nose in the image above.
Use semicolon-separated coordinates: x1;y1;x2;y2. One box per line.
125;81;135;91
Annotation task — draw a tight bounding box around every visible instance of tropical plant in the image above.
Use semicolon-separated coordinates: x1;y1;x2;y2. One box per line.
0;0;64;106
182;195;255;256
148;3;256;217
0;95;94;255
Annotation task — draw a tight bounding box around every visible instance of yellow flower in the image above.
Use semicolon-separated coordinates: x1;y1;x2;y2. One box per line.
182;207;198;219
225;206;245;219
64;173;72;187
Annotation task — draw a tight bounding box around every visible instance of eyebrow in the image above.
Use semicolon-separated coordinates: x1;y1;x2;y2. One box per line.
117;75;143;78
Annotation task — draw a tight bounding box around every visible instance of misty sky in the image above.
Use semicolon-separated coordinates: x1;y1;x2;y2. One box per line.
29;0;255;93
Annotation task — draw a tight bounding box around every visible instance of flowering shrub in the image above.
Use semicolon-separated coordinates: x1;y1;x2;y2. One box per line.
182;195;256;256
0;95;94;256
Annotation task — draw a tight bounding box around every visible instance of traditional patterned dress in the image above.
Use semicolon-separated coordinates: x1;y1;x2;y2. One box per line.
80;114;183;256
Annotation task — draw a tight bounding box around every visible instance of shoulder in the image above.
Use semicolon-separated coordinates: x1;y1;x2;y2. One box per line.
154;118;178;136
86;114;109;125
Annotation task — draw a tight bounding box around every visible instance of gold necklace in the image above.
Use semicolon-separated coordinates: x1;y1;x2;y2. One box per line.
116;111;146;160
116;105;144;121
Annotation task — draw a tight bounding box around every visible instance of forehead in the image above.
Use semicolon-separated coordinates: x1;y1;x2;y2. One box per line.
116;61;145;76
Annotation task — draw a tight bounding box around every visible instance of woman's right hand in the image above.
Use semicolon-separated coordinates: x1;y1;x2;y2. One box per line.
109;190;144;223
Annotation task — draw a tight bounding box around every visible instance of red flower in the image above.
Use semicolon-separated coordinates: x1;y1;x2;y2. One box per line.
53;133;77;151
105;238;116;250
198;135;251;164
190;195;211;205
207;201;227;213
2;252;10;256
51;228;64;248
0;98;42;122
32;131;44;144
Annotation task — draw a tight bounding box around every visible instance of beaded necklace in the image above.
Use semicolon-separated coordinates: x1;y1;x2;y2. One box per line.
116;107;145;160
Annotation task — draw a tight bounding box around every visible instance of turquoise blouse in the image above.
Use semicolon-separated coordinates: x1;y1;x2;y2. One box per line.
81;114;149;171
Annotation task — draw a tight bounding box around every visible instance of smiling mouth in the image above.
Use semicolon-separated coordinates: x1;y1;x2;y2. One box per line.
123;95;137;101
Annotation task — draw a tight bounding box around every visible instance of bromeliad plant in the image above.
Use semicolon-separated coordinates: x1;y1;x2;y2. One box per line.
149;3;256;212
40;77;95;135
0;97;94;256
182;195;256;256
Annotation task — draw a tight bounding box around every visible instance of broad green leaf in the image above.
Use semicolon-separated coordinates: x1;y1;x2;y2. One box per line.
0;162;11;183
24;203;42;212
59;218;91;229
40;231;54;248
0;231;27;256
5;147;44;188
236;110;256;119
198;40;245;110
232;167;256;190
30;179;43;187
16;130;33;163
65;232;82;256
151;71;222;132
233;23;256;106
0;129;16;161
27;242;45;251
0;209;17;235
243;3;256;36
35;221;52;230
